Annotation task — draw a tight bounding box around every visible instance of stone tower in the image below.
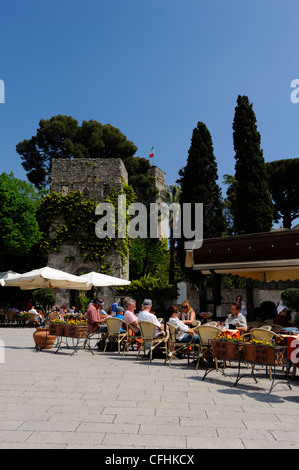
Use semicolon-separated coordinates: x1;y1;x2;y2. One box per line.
48;158;166;307
48;158;128;306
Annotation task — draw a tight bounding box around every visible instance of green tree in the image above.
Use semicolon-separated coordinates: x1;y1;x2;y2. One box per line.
177;122;225;241
118;274;178;312
33;287;56;313
16;115;157;200
232;95;273;234
129;238;170;281
266;158;299;229
177;122;225;312
223;173;238;235
160;184;182;283
0;172;42;270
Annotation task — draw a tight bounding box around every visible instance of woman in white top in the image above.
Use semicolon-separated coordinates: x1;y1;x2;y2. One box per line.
180;300;196;326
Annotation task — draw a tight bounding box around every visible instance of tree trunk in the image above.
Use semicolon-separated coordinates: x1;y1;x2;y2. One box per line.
169;222;175;284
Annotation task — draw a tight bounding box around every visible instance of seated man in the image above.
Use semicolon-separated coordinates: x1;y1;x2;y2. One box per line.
137;299;165;338
123;298;140;336
85;299;109;334
167;305;199;343
28;306;43;326
226;303;247;332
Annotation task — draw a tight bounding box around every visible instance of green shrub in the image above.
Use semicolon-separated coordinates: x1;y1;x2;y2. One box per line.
281;288;299;311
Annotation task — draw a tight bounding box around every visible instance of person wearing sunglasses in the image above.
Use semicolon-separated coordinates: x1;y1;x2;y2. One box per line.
180;300;196;326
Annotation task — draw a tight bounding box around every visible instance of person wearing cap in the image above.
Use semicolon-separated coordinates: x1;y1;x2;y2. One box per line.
113;306;125;332
273;304;290;328
137;299;165;338
85;298;109;334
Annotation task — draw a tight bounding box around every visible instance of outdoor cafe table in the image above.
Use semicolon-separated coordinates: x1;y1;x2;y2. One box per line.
50;324;88;355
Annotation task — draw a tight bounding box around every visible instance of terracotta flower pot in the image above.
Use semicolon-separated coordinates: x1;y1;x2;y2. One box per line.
48;323;57;336
63;324;70;337
243;343;286;366
211;340;244;361
68;325;88;338
33;328;56;350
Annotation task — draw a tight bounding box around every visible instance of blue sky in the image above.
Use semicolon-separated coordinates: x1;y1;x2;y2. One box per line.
1;0;299;206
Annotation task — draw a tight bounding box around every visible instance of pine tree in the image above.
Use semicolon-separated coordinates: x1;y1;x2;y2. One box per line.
232;95;273;234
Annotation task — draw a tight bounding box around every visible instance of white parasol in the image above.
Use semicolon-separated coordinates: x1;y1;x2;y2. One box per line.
3;266;89;290
78;271;131;288
0;271;21;286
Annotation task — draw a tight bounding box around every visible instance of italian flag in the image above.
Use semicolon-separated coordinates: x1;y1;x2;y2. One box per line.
149;146;154;158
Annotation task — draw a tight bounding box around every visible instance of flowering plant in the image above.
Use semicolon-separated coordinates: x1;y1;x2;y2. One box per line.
249;338;277;347
215;332;242;343
51;318;86;326
19;312;30;318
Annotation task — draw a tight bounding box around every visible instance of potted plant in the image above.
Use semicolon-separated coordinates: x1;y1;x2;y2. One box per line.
19;311;30;325
211;332;244;361
243;338;286;366
32;287;56;325
66;318;87;338
281;288;299;324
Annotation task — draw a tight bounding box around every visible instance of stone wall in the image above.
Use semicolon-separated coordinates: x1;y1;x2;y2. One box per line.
48;158;167;308
51;158;128;197
49;158;129;308
173;279;299;319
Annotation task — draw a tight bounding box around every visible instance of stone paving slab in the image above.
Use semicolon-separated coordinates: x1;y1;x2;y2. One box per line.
0;328;299;450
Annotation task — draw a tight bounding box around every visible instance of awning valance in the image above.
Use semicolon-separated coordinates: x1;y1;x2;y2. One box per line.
188;229;299;282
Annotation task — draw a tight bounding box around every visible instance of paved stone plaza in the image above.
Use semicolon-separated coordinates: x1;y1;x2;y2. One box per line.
0;328;298;449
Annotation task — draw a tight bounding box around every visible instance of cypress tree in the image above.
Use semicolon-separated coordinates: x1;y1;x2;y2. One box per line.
177;122;225;311
232;95;273;234
178;121;225;241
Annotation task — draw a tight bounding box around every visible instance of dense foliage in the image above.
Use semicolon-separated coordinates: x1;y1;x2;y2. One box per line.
0;172;43;270
118;274;178;311
231;95;273;234
38;181;136;271
16;115;157;202
266;158;299;229
177;121;225;240
281;288;299;311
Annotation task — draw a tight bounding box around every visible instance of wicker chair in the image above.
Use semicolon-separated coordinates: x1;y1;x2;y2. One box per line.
28;312;39;328
137;321;168;362
195;325;223;370
243;327;286;380
103;317;127;354
205;321;217;327
82;316;104;355
272;324;283;333
249;328;283;343
48;312;59;322
166;322;198;367
122;321;142;356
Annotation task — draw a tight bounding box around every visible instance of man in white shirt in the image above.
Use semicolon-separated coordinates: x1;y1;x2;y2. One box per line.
137;299;165;338
28;306;43;325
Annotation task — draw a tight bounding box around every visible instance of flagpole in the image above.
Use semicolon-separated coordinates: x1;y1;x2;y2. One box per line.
149;146;154;165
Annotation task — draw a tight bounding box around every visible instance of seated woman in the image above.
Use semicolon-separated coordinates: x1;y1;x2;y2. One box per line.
168;305;199;343
180;300;197;326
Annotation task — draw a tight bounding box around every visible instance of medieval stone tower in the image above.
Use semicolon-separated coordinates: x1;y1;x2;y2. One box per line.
48;158;166;306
